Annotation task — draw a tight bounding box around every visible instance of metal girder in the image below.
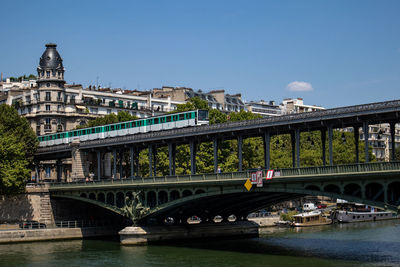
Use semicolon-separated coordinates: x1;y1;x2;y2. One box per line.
36;99;400;157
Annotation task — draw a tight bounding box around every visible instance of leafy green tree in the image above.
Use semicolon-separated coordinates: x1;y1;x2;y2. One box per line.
0;104;38;194
76;111;137;129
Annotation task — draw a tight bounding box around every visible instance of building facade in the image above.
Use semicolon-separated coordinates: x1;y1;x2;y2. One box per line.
245;100;282;117
152;86;246;113
280;98;325;114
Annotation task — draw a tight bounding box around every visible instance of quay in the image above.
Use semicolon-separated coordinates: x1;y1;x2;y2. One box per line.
0;226;118;244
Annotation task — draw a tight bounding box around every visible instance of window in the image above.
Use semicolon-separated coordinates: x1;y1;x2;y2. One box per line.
46;105;51;111
179;114;185;120
46;71;50;78
166;116;171;122
45;167;51;178
57;105;61;112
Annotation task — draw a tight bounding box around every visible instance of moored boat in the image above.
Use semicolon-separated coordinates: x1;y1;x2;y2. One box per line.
292;211;332;227
332;210;398;223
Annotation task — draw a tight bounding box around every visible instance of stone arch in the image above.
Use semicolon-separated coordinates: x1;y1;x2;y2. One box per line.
89;193;96;200
365;182;384;202
388;182;400;206
116;192;125;208
182;190;193;197
343;183;362;197
106;192;115;205
126;191;133;200
147;191;156;208
324;184;341;194
80;193;87;198
195;189;206;194
97;192;105;203
305;185;320;191
170;190;180;201
158;191;168;205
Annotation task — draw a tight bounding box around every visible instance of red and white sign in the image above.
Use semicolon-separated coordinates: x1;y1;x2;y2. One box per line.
251;172;258;184
266;170;274;180
256;171;263;187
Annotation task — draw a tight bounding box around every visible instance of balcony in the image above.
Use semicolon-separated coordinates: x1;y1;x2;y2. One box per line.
44;124;52;132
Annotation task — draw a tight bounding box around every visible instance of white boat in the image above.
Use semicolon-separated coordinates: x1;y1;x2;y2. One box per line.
332;210;398;223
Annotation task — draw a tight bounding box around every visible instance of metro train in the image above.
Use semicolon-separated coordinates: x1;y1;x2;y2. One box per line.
38;109;209;147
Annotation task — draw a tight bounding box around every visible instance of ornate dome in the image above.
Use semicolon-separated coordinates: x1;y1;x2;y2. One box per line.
38;43;64;70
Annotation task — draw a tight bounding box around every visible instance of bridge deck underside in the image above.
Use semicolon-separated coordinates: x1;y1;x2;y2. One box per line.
143;192;303;224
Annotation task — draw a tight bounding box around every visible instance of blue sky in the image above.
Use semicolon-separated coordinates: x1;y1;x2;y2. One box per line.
1;0;399;108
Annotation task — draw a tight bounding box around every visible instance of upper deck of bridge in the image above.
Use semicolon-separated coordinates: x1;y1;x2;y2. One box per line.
36;99;400;156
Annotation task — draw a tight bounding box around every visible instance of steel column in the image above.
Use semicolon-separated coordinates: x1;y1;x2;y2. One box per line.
321;129;326;166
112;149;117;179
295;128;300;168
119;150;123;179
190;140;196;174
290;132;295;168
390;122;396;161
130;147;134;178
238;134;243;171
263;131;270;169
328;125;333;166
135;150;140;177
148;145;153;177
56;160;61;182
354;126;359;163
168;143;176;176
153;146;157;177
213;137;218;173
363;122;369;162
97;151;101;181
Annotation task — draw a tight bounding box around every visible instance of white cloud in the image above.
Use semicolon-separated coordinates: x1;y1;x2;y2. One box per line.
287;81;313;92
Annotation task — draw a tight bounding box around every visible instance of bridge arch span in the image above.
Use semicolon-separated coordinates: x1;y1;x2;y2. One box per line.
388;182;400;206
343;183;362;198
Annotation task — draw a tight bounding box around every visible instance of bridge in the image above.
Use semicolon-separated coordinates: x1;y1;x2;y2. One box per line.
49;162;400;225
33;99;400;230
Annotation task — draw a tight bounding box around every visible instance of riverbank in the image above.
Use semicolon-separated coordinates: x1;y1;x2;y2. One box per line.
0;227;119;244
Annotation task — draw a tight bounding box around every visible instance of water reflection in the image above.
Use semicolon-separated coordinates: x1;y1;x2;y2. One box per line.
0;220;398;266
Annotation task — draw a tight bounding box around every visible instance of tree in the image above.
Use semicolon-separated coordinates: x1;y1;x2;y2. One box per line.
0;104;38;194
76;111;137;129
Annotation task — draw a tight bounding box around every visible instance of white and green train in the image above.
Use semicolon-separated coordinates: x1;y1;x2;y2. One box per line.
38;110;209;147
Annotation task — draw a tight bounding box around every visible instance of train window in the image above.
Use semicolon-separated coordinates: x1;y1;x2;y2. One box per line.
147;119;152;125
154;118;159;124
198;110;208;120
166;116;171;122
57;134;60;139
179;114;184;120
110;125;114;131
121;123;125;129
173;115;178;121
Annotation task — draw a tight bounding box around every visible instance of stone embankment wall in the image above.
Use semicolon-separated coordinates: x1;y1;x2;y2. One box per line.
0;185;54;225
0;227;118;244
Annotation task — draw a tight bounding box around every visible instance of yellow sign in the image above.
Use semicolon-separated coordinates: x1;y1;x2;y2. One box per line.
244;179;252;191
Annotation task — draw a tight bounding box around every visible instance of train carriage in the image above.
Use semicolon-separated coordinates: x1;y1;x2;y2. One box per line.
38;110;209;147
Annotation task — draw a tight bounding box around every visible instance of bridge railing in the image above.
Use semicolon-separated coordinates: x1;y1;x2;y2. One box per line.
48;161;400;188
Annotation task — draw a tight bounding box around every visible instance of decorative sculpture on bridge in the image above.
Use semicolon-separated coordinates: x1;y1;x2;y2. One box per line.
124;191;150;225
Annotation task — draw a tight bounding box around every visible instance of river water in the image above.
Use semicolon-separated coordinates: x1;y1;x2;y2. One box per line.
1;220;399;267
